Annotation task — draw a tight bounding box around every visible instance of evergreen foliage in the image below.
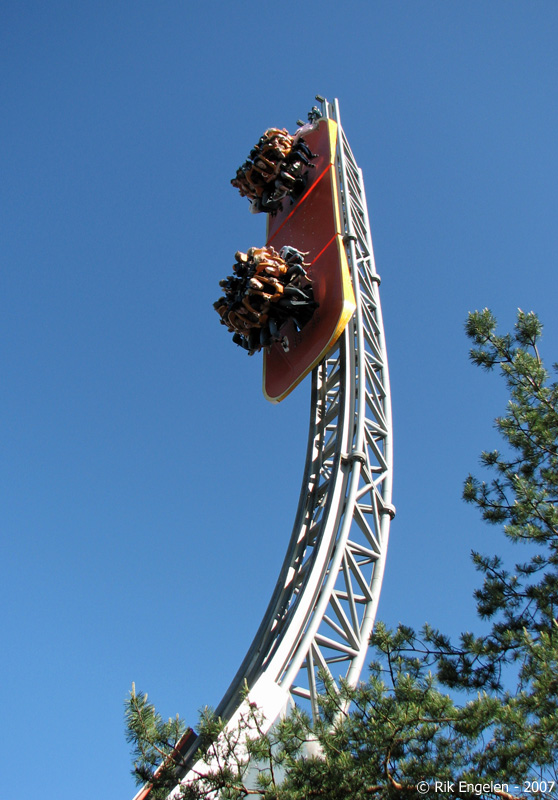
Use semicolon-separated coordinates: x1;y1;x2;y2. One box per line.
125;310;558;799
126;683;190;799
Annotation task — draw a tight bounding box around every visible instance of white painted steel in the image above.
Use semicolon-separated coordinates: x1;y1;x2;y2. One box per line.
208;98;394;730
134;97;394;799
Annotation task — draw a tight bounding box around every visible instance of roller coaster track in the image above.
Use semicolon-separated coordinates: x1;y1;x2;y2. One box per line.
133;96;394;798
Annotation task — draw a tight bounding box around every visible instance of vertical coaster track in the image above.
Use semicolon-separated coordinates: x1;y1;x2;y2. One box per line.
135;97;394;797
213;95;394;723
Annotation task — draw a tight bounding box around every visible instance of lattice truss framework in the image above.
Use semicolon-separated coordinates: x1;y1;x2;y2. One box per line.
212;98;395;727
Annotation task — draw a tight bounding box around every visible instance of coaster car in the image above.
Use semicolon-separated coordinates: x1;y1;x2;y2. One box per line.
263;117;355;402
222;116;356;402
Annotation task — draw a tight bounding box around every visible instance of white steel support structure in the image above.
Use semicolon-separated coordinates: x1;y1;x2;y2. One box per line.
137;97;394;798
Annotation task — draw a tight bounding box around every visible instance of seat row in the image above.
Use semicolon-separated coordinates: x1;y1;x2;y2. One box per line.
213;246;318;355
231;127;317;215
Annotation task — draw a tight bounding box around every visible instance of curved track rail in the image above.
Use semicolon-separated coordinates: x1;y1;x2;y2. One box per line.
214;95;394;721
135;97;394;799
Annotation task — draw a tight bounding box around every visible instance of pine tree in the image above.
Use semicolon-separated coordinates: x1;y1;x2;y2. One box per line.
126;683;192;799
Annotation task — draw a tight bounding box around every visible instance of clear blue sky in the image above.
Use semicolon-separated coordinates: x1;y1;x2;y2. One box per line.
2;2;558;797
